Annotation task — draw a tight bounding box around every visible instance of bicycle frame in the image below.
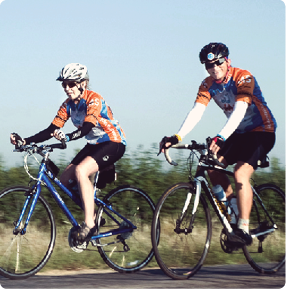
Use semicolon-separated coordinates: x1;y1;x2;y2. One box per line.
190;160;277;239
14;157;136;241
154;141;285;279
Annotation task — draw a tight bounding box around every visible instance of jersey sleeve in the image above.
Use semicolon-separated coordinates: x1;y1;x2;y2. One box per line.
66;122;94;141
84;92;124;143
84;93;102;126
195;77;213;106
51;99;70;128
235;70;254;105
24;123;59;144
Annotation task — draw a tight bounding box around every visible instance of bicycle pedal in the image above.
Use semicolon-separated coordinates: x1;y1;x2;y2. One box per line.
90;239;98;247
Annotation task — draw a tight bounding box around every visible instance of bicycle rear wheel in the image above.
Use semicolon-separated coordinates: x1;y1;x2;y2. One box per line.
243;183;285;274
96;185;156;272
151;182;212;280
0;186;56;279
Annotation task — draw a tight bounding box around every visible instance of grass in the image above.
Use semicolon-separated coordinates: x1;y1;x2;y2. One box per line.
46;221;284;272
31;221;286;272
43;223;159;272
42;225;113;272
0;219;284;274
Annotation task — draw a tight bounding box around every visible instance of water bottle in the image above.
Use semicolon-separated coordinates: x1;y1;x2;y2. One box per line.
212;185;231;216
212;185;226;202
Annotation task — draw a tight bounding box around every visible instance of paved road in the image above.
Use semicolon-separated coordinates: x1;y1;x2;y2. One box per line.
0;264;285;289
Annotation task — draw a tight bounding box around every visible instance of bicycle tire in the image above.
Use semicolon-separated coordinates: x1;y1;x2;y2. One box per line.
151;182;212;280
243;183;285;274
0;186;56;280
96;185;156;272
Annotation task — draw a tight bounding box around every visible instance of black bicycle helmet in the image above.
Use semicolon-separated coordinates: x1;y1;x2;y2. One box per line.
199;42;229;64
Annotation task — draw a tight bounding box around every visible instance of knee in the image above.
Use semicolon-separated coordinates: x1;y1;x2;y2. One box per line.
207;169;215;176
74;165;83;181
234;163;254;183
74;164;90;181
234;168;246;184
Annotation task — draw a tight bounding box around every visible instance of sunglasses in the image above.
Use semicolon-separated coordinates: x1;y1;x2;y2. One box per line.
62;81;78;89
205;58;226;69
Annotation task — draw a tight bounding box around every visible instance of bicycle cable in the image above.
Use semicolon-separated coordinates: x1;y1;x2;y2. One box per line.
23;150;46;185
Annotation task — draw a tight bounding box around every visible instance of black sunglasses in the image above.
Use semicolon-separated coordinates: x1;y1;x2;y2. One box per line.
205;58;226;69
62;81;78;89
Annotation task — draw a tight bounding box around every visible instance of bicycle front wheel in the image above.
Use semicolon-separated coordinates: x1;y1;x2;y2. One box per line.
96;185;156;272
243;183;285;274
151;182;212;280
0;186;56;279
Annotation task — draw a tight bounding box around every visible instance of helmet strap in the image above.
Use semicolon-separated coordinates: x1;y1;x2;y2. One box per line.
75;87;84;101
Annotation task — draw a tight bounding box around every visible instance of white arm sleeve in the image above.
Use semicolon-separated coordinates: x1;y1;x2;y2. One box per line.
177;102;206;139
218;101;248;140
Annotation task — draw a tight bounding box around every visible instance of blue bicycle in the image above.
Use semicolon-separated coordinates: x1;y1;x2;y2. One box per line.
0;141;156;279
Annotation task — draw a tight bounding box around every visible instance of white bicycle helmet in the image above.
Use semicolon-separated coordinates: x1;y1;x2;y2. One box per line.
56;63;89;82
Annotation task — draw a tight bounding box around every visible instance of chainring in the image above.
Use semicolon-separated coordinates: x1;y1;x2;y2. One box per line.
119;221;133;240
220;228;238;253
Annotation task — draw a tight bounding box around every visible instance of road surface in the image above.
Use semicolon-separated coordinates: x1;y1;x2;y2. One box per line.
0;263;284;289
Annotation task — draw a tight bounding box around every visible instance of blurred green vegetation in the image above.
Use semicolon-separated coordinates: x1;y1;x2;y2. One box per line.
0;144;284;271
1;144;284;208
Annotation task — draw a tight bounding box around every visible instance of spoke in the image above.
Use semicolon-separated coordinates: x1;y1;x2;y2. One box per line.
0;236;17;270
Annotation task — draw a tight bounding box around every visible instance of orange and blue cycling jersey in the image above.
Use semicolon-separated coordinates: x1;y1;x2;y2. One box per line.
196;66;277;133
52;90;126;145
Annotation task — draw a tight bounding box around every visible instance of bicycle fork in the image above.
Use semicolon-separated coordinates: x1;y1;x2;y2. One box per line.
13;185;39;235
174;181;202;234
13;165;56;235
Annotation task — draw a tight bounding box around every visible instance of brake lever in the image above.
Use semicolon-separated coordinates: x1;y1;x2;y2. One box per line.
13;143;30;152
209;153;226;168
206;137;226;168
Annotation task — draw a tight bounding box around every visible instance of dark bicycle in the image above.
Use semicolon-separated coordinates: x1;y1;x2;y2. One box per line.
0;141;156;279
151;138;285;279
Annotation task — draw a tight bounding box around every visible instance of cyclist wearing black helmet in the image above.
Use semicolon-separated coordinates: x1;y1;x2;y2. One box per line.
159;42;277;247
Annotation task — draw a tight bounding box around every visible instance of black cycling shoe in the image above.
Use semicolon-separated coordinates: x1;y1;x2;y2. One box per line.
228;228;252;247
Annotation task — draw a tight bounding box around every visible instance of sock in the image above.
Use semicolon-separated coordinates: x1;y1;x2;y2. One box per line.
238;218;249;234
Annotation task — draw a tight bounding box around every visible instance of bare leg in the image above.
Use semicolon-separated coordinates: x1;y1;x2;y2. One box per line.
75;156;99;229
60;163;76;188
234;161;254;220
207;156;234;199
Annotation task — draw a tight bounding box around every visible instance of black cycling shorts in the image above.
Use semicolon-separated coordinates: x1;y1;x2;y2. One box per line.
219;132;275;170
71;141;126;170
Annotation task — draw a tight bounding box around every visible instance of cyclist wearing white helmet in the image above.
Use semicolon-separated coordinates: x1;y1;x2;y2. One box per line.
159;42;277;247
11;63;126;243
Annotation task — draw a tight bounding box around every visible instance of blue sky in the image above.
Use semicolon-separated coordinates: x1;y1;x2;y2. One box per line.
0;0;285;168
